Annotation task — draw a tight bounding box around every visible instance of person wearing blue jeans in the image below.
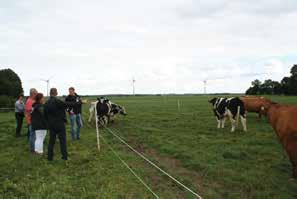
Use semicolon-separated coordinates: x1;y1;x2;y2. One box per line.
65;87;83;140
69;113;83;140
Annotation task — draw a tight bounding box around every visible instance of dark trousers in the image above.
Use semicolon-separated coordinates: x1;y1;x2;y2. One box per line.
15;112;24;137
47;125;68;161
27;125;30;140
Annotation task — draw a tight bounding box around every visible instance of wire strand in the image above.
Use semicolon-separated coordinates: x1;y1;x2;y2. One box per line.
104;127;202;199
100;135;160;198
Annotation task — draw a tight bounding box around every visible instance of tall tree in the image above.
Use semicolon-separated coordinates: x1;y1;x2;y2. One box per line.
246;79;261;95
261;79;274;94
0;68;23;98
290;64;297;76
288;74;297;95
281;77;290;95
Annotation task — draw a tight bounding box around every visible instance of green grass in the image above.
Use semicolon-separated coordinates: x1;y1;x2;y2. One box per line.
1;95;297;198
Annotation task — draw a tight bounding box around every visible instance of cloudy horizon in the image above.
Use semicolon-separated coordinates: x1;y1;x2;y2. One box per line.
1;0;297;96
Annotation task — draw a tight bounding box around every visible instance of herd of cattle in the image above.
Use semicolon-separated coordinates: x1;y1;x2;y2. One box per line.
87;96;297;178
209;96;297;178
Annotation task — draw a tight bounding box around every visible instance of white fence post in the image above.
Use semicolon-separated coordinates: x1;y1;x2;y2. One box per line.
94;102;100;151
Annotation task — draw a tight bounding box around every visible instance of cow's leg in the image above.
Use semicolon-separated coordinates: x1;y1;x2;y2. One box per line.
259;106;265;119
98;117;103;127
283;136;297;178
88;107;94;123
107;115;111;124
227;110;236;132
240;115;247;132
221;117;226;128
258;112;262;119
217;119;221;129
230;119;236;132
104;116;108;126
110;115;115;123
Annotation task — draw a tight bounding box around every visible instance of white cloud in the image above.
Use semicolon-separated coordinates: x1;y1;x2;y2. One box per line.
0;0;297;95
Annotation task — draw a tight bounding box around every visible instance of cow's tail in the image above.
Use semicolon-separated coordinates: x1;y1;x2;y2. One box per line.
236;106;240;127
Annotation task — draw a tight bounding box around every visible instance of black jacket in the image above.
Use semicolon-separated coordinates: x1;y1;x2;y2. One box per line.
45;96;74;129
65;93;82;114
31;103;47;130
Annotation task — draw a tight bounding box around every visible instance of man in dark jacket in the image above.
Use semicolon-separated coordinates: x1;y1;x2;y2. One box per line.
65;87;83;140
44;88;76;161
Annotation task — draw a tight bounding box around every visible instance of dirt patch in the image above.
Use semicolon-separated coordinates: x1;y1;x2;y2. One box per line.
126;138;205;198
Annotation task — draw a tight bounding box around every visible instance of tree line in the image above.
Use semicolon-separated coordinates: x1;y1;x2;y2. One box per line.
246;64;297;95
0;68;23;107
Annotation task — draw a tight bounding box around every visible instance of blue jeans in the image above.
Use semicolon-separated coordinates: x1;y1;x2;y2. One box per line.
29;125;36;151
70;114;83;140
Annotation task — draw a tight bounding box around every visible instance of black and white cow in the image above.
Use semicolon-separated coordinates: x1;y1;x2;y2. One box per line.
95;97;112;126
88;97;107;123
109;103;127;122
88;97;126;125
209;97;247;132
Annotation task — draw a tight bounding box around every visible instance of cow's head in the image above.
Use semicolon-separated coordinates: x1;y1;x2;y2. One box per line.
119;106;127;116
97;97;107;103
260;99;276;116
103;99;110;104
208;98;218;106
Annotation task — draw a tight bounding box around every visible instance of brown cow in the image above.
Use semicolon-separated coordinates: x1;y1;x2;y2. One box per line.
265;103;297;178
240;96;272;118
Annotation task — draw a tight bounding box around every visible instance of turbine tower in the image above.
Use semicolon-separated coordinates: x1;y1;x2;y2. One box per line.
40;76;54;97
132;77;136;96
203;80;207;94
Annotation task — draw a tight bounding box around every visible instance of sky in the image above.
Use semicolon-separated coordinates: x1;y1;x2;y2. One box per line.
1;0;297;95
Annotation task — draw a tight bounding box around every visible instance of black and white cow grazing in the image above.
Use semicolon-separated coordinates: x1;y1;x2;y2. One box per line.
209;97;247;132
88;97;127;125
109;103;127;121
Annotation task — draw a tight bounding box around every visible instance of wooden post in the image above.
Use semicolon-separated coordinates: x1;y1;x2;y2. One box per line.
95;101;100;151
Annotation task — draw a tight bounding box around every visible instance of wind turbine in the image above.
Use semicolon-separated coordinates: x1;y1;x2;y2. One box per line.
40;76;54;97
203;80;207;94
132;77;136;96
202;72;267;94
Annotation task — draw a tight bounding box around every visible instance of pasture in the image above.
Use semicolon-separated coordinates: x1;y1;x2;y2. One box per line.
1;95;297;198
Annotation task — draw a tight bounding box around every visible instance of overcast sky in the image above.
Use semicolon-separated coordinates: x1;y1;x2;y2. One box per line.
1;0;297;95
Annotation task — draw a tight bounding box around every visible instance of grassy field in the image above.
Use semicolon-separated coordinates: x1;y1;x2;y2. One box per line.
1;95;297;198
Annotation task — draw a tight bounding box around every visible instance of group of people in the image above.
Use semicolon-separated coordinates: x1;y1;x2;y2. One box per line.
14;87;84;161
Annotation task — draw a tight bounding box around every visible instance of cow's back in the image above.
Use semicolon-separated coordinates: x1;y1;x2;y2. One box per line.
241;97;261;112
241;97;266;111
